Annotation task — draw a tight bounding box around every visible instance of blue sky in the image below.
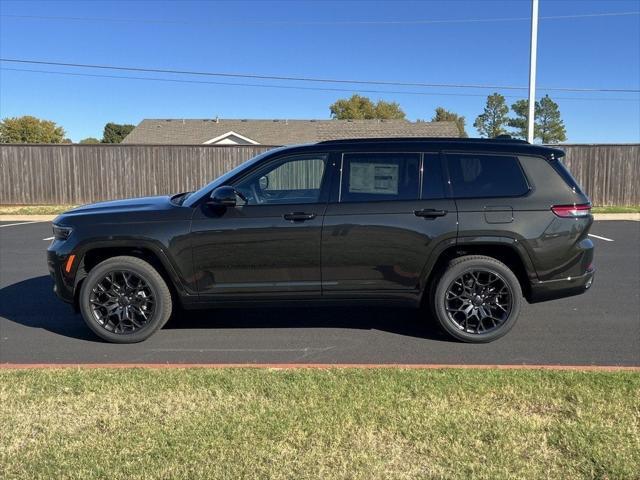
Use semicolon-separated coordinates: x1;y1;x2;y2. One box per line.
1;0;639;143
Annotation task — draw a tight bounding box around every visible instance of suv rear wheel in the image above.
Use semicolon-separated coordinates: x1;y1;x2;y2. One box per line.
432;255;522;343
79;256;172;343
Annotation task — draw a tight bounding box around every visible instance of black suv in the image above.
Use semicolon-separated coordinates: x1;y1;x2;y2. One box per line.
48;138;594;344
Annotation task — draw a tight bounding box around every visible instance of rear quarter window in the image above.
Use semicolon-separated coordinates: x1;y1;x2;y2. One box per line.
445;153;529;198
550;158;586;195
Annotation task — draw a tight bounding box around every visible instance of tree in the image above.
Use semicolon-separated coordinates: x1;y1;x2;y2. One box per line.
508;96;567;143
101;122;135;143
536;95;567;143
330;94;405;119
473;93;509;138
432;107;468;137
79;137;101;144
372;99;406;119
0;115;66;143
507;99;529;140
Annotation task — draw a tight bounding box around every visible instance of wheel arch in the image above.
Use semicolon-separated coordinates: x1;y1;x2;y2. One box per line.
420;237;536;304
72;243;189;310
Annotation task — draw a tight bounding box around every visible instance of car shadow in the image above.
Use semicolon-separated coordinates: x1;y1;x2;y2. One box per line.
0;276;450;342
0;276;96;341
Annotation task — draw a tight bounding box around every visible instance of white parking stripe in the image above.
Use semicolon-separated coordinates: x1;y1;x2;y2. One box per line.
43;236;54;241
0;221;44;228
588;233;614;242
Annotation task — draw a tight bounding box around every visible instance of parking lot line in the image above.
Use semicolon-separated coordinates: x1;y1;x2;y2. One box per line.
588;233;615;242
0;221;43;228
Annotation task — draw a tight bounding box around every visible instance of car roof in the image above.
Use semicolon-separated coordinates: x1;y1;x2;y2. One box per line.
282;137;565;158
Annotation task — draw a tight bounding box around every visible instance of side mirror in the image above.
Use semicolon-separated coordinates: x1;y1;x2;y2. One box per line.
208;186;238;207
259;175;269;190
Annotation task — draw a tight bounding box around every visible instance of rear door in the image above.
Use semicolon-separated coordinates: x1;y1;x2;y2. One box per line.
321;151;457;296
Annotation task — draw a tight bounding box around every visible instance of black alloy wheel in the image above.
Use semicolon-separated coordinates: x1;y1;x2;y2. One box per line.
444;269;512;334
89;270;156;334
433;255;522;343
79;256;172;343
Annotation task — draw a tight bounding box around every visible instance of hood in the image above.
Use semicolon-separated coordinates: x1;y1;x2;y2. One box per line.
54;195;176;224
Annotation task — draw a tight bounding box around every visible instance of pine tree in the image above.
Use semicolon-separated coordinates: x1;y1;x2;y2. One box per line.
507;99;529;140
473;93;509;138
536;95;567;143
508;96;567;143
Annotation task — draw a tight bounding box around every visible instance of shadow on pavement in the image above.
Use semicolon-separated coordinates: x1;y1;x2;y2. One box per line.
0;276;95;341
1;276;449;342
167;305;449;341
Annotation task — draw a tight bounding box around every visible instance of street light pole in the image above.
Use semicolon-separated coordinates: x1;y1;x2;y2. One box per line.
527;0;539;143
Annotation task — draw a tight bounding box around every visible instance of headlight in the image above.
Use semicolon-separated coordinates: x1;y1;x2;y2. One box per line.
53;225;73;241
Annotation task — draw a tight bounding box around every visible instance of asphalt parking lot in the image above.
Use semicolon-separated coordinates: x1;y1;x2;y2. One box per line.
0;219;638;366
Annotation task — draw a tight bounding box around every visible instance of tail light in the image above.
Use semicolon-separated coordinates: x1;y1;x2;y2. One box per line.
551;204;591;218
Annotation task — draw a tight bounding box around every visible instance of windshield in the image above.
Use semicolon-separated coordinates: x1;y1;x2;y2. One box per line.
183;147;286;207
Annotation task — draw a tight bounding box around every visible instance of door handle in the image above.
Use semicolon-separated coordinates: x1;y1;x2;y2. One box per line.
283;212;316;222
414;208;448;218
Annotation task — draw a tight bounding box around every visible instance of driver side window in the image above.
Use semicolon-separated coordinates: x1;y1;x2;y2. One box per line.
234;154;328;205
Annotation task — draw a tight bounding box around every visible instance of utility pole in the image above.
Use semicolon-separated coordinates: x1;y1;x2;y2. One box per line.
527;0;539;143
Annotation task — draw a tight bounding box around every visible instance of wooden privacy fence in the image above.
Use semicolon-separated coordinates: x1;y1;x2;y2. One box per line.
0;144;272;205
0;143;638;206
555;144;640;207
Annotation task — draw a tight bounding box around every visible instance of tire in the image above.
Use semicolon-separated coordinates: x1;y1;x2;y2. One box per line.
79;256;172;343
431;255;522;343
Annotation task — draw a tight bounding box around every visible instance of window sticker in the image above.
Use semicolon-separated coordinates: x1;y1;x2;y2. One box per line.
349;162;399;195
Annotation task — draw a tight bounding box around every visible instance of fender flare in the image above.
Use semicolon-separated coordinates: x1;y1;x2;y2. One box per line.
418;235;538;295
72;237;194;298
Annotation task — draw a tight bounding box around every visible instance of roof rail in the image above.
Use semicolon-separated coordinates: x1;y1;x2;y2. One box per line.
316;137;530;145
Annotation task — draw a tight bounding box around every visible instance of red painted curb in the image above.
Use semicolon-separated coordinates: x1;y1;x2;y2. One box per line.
1;363;639;371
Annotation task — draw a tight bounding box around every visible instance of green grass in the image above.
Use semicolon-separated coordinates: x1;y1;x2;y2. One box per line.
591;206;640;214
1;368;638;480
0;205;76;215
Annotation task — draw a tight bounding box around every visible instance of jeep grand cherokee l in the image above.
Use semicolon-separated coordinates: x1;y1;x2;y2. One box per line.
48;137;594;343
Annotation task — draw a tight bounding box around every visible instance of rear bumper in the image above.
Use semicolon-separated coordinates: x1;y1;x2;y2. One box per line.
527;268;595;303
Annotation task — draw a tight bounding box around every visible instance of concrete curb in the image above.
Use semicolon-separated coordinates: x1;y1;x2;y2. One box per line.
2;213;639;222
1;363;639;371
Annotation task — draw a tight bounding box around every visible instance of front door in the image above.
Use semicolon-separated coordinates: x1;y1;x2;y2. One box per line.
191;153;331;299
321;151;457;295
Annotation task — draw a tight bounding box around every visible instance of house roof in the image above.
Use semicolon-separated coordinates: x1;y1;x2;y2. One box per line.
121;119;460;145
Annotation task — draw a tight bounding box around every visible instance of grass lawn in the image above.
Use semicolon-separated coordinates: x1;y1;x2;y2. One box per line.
0;205;76;215
591;206;640;214
1;368;638;480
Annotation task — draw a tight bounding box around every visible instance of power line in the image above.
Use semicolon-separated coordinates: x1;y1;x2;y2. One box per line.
3;67;638;102
1;58;638;93
1;11;638;26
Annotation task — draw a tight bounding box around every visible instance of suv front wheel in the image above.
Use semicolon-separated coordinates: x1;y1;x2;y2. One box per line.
79;256;173;343
433;255;522;343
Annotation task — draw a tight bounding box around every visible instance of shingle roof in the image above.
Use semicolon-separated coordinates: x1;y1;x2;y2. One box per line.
122;119;460;145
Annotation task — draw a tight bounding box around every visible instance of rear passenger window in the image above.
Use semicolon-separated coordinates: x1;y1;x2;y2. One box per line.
446;153;529;198
340;153;420;202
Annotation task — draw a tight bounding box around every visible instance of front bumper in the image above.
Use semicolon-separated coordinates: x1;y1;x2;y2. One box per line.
528;268;595;303
47;249;76;304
